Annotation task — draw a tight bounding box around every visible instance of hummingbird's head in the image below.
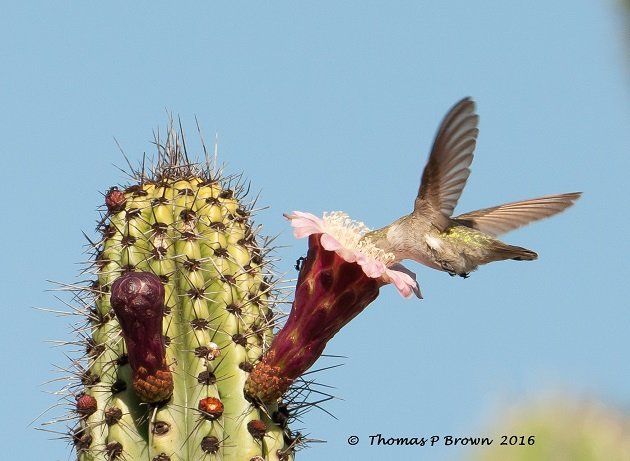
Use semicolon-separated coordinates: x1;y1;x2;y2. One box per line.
362;227;392;254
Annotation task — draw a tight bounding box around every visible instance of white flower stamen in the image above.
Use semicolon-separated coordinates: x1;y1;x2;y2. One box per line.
322;211;395;265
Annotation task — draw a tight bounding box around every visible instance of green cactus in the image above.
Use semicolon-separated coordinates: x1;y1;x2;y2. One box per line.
48;120;422;461
464;398;630;461
60;126;298;461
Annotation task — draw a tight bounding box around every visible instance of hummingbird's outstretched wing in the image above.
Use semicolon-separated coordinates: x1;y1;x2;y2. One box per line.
415;97;479;230
453;192;582;236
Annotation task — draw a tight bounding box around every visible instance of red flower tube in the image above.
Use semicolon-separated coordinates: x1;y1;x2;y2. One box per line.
245;212;421;402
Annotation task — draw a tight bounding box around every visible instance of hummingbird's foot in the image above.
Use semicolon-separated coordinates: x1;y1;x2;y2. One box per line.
439;261;458;277
439;260;470;278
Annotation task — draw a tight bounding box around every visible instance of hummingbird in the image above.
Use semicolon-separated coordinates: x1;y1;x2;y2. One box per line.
365;97;581;278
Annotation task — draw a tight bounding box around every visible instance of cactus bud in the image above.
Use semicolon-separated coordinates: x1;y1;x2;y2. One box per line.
76;394;97;417
110;271;173;403
247;419;267;440
105;187;126;212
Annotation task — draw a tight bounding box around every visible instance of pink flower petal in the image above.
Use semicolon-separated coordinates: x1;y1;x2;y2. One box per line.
319;233;343;251
386;264;422;299
284;211;326;238
320;234;360;263
336;247;359;263
356;255;386;278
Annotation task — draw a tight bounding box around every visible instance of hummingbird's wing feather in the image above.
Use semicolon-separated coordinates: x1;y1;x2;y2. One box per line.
453;192;582;236
416;97;479;227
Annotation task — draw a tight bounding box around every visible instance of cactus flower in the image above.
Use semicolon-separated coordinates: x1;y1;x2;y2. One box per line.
245;211;420;402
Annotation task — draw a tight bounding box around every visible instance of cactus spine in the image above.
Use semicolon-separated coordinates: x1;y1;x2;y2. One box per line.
65;128;296;461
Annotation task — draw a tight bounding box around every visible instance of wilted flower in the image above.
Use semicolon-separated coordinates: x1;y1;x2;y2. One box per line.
110;271;173;403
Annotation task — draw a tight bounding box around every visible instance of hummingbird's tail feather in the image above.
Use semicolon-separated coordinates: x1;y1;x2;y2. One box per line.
486;242;538;263
506;246;538;261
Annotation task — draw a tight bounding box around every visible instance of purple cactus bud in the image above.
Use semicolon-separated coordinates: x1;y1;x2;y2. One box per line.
111;271;173;403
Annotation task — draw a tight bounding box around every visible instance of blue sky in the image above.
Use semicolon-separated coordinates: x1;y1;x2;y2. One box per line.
2;2;629;460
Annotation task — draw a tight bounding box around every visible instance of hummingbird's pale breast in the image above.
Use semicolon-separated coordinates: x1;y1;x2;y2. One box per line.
374;215;445;271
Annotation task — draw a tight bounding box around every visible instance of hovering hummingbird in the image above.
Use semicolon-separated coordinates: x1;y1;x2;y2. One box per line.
365;97;581;278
